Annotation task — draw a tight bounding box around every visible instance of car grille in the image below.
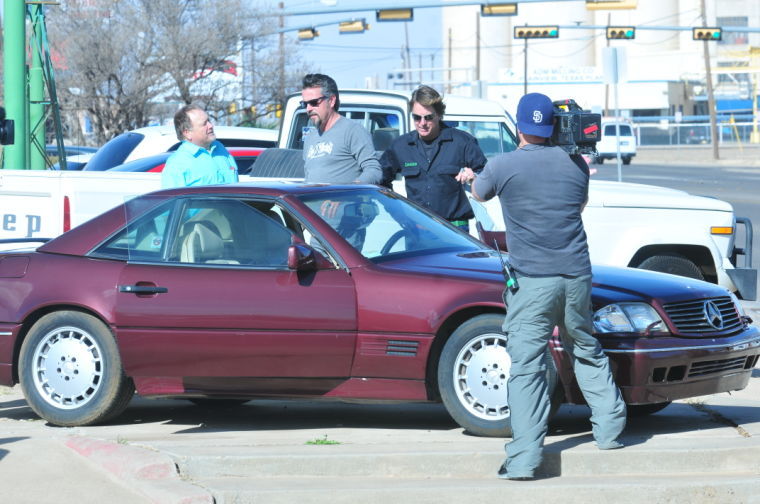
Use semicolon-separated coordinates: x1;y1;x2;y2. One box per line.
688;357;750;378
661;296;743;335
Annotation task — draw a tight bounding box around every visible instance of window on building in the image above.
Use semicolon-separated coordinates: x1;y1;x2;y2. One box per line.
716;16;748;45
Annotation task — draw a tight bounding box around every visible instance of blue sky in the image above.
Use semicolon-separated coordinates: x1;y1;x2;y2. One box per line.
267;1;444;89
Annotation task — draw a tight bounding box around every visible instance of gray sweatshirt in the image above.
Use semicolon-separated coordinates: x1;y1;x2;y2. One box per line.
302;116;382;184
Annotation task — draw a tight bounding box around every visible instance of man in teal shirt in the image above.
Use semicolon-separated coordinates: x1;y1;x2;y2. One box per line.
161;104;238;188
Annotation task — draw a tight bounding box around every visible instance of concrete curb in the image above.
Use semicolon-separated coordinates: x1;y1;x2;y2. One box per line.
65;436;214;504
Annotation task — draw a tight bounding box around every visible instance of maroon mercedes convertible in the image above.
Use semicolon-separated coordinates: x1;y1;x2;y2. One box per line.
0;182;757;436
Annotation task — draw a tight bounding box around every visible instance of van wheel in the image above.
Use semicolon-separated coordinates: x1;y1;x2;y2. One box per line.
437;314;562;438
19;311;134;426
623;157;632;165
637;254;704;280
596;157;604;164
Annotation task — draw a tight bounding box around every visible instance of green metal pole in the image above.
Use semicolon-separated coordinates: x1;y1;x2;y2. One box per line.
29;4;45;170
3;0;27;169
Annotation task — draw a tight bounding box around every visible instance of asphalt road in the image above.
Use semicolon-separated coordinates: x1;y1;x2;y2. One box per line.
592;148;760;296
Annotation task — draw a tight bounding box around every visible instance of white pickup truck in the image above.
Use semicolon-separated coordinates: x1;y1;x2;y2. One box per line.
0;89;755;300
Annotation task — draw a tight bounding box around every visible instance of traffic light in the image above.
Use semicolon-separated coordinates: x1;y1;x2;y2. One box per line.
514;26;559;39
376;9;413;22
480;3;518;16
297;28;319;40
339;19;369;34
606;26;635;40
0;107;14;145
586;0;638;9
227;102;237;115
692;27;722;41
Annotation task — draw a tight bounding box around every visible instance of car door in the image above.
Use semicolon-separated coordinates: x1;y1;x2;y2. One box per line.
103;195;358;391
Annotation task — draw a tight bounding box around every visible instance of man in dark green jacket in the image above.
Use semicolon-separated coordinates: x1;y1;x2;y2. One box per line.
380;85;487;232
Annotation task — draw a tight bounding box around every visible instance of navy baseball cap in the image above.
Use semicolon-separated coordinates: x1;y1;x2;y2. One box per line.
516;93;554;138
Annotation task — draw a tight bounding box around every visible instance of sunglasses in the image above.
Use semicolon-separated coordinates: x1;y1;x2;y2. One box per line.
299;96;327;108
412;113;436;123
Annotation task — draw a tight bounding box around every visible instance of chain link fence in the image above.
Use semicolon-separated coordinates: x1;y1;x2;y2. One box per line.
633;120;760;146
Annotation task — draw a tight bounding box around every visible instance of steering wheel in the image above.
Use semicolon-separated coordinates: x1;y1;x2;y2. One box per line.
380;229;411;255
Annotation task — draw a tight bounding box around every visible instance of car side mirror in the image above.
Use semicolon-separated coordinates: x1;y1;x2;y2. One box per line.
287;244;330;271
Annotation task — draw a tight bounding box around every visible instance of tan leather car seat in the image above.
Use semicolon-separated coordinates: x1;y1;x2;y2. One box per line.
180;222;239;264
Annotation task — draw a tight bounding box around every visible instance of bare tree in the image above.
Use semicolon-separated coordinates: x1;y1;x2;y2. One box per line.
47;0;310;144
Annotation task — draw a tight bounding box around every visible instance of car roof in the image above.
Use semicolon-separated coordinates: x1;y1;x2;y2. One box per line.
108;147;265;173
128;126;276;160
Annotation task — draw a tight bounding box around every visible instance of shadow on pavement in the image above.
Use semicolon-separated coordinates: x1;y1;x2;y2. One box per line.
0;436;30;462
117;397;461;434
3;387;756;439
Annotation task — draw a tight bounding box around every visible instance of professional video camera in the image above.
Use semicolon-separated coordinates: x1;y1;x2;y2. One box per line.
0;107;15;145
549;99;600;156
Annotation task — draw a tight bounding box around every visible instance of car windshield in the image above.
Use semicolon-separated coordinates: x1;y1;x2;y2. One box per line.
297;188;486;262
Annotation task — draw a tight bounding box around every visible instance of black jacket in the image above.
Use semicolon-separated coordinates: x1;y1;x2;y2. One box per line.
380;125;487;221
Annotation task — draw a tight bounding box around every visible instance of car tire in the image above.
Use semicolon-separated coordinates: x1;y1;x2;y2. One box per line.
627;402;671;417
19;311;134;427
637;254;704;280
437;313;562;438
596;157;604;164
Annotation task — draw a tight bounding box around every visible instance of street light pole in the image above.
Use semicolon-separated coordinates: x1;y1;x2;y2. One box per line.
523;25;528;95
700;0;719;160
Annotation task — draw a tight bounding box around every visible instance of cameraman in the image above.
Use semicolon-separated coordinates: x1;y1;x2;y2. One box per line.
467;93;626;480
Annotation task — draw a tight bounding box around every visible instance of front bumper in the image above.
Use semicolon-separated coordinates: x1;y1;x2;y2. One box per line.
604;327;760;404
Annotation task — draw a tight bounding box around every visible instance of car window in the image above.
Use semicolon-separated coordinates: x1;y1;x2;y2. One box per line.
92;200;173;261
93;197;310;269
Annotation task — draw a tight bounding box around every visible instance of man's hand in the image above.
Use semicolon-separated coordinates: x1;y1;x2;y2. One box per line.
456;167;476;184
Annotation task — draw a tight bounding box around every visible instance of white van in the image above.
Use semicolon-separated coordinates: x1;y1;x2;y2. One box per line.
593;119;637;165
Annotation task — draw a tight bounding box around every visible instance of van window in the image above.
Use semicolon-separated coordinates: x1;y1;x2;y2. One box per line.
604;124;632;136
287;107;405;151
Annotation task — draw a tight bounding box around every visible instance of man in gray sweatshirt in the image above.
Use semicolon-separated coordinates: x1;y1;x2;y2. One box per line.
301;73;382;185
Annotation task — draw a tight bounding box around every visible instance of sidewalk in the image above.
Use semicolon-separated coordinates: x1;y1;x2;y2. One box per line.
1;360;759;503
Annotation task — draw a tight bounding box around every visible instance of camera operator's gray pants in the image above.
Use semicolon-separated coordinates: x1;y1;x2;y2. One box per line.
501;273;626;478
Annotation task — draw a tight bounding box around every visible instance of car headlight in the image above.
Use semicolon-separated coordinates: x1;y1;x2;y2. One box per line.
593;303;667;334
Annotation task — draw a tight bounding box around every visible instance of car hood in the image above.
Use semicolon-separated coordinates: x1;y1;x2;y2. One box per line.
588;180;733;212
378;250;729;307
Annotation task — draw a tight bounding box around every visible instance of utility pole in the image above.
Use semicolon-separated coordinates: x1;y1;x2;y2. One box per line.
404;23;412;90
604;13;611;116
447;28;452;93
418;53;423;86
700;0;720;160
523;24;528;95
475;10;480;81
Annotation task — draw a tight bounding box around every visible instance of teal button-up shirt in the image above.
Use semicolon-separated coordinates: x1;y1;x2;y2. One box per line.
161;140;239;188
